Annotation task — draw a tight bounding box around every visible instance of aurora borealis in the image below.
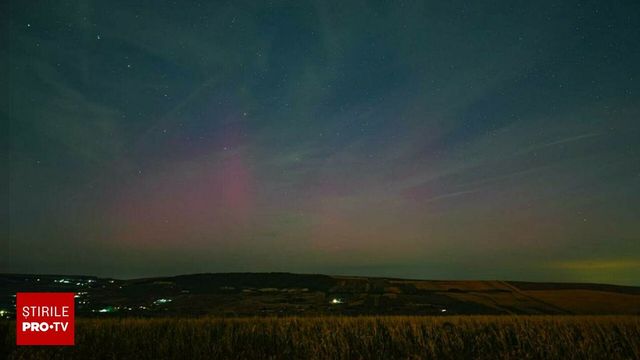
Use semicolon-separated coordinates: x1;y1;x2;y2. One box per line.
4;1;640;284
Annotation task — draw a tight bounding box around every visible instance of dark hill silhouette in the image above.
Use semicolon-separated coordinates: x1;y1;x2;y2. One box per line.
1;273;638;317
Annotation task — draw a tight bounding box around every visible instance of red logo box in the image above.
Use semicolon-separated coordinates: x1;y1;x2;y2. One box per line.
16;292;75;346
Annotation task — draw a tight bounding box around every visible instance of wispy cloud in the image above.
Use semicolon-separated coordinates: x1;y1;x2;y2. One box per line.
513;132;603;158
536;132;602;148
411;189;480;204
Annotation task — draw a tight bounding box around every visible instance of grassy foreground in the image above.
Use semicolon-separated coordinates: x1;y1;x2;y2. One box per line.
2;316;639;359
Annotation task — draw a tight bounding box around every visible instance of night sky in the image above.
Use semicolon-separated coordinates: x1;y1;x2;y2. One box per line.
5;1;640;285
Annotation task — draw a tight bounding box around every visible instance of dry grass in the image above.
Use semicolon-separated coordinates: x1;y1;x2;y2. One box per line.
2;316;639;359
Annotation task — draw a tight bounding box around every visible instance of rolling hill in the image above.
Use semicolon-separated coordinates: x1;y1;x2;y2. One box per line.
1;273;638;317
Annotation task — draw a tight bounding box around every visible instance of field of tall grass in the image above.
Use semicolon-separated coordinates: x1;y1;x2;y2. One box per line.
2;316;639;359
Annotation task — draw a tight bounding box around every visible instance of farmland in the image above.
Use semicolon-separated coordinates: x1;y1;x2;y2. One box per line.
3;274;639;358
2;273;639;317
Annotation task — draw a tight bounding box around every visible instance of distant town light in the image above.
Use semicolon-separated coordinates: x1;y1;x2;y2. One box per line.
441;309;447;313
98;306;116;313
331;298;343;304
